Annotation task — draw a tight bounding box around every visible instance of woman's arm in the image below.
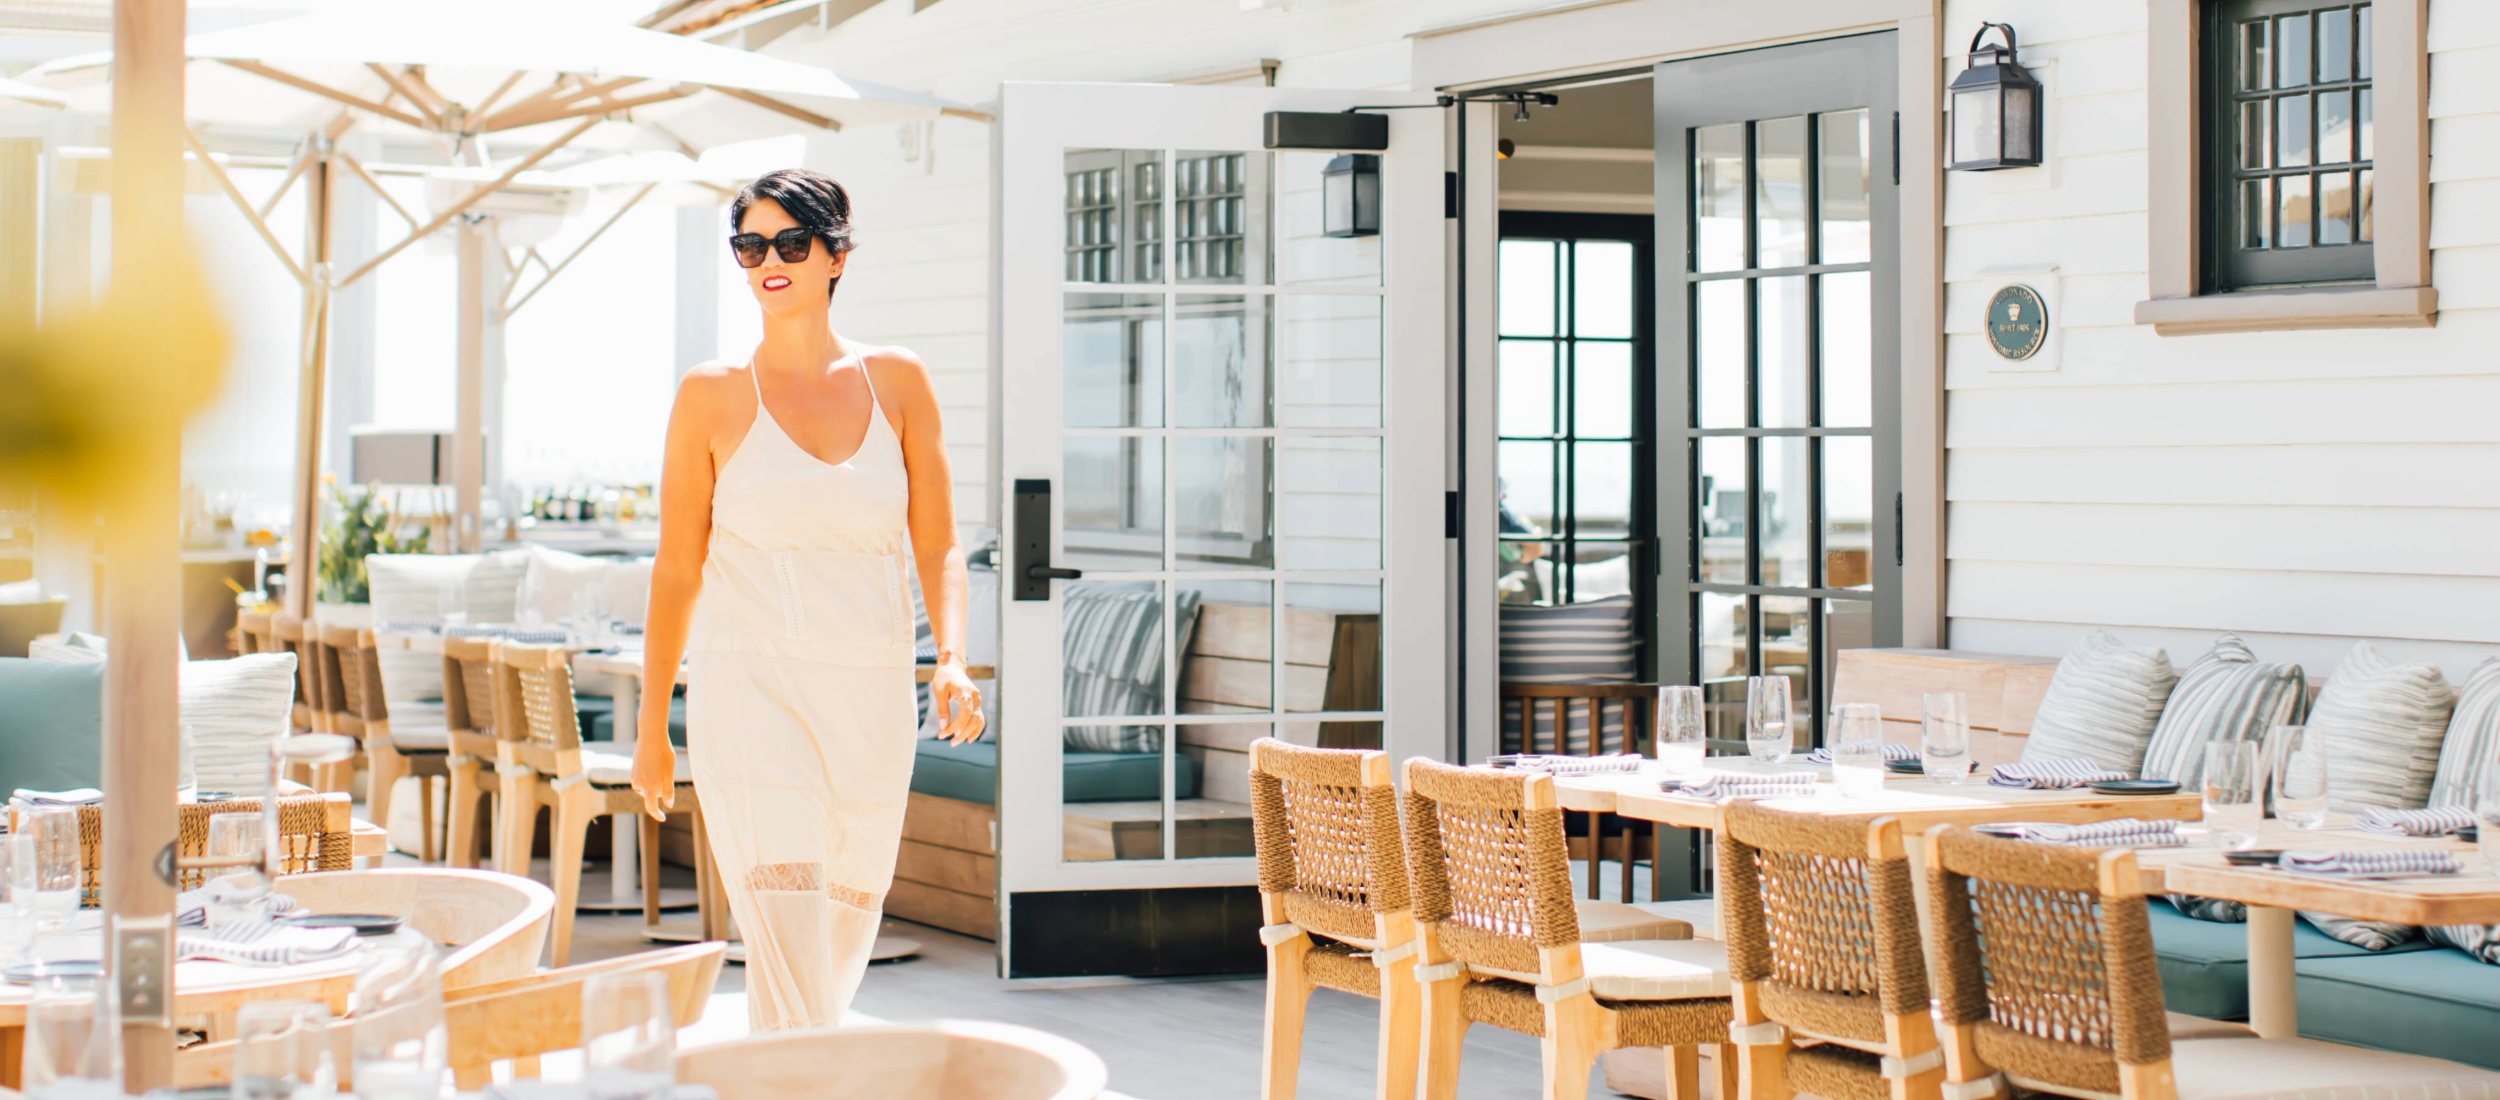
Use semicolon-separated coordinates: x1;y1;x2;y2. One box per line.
877;347;982;743
632;365;728;819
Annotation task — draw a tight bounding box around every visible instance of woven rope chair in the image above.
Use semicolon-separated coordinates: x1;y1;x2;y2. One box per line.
1717;802;1941;1100
1499;682;1673;904
1918;824;2500;1100
1402;757;1732;1100
324;625;451;862
235;610;275;655
72;796;353;904
298;622;367;794
269;613;322;737
440;635;507;870
1248;739;1417;1100
494;640;694;966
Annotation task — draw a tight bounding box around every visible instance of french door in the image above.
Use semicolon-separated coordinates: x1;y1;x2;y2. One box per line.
995;82;1446;971
1657;34;1902;751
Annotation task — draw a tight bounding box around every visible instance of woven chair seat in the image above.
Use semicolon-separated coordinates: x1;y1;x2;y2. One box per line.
586;749;693;789
384;726;452;753
2167;1037;2500;1100
1454;976;1733;1047
1761;983;1889;1048
1303;939;1381;997
1784;1043;1889;1100
1466;938;1730;1000
1577;900;1694;943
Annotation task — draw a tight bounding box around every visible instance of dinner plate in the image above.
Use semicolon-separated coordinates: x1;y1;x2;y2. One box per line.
1885;759;1926;775
6;960;103;985
1970;823;2029;839
2087;780;2181;795
278;913;404;937
2224;849;2287;867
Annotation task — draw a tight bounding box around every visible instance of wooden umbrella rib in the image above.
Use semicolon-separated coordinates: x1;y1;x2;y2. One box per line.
335;116;599;290
480;74;583;131
220;59;430;129
708;85;839;130
504;182;657;319
183;128;309;287
401;65;456;117
364;63;445;129
488;85;697;131
472;70;532;121
335;150;419;229
254;143;313;220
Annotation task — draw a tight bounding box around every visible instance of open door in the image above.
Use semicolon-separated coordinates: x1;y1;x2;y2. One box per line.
996;82;1446;977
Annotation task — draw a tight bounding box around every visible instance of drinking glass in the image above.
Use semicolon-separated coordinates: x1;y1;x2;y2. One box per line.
569;586;608;651
204;814;267;928
1745;676;1793;764
581;970;675;1100
352;928;447;1100
1829;703;1886;798
1921;692;1973;784
2477;767;2500;876
2267;724;2329;830
23;974;120;1090
2203;741;2263;850
1655;686;1706;776
22;808;81;929
0;834;33;966
233;1001;336;1100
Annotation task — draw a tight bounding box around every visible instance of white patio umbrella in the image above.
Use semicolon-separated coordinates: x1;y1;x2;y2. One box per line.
0;75;69;109
28;3;983;600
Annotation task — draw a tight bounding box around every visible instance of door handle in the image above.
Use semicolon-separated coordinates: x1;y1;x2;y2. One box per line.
1012;479;1081;601
1027;566;1083;581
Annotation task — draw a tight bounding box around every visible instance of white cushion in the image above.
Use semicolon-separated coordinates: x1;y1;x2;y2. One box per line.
0;579;42;603
1473;938;1731;1001
2019;629;2176;775
521;547;655;693
1578;900;1695;943
585;749;691;788
383;726;451;752
366;551;529;701
27;639;102;663
2167;1037;2500;1100
179;654;300;796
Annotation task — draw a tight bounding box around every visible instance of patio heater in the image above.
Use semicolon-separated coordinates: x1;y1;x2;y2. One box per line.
1946;22;2044;171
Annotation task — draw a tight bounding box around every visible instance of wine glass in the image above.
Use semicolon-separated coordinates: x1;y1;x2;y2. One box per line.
2203;741;2263;850
1921;692;1973;784
0;835;35;966
203;814;266;928
23;973;120;1090
581;970;675;1100
1744;676;1793;764
1829;703;1885;798
233;1001;336;1100
1655;685;1705;776
22;808;81;930
2267;724;2329;830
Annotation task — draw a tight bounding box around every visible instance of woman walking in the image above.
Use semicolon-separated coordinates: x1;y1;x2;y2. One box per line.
633;168;984;1030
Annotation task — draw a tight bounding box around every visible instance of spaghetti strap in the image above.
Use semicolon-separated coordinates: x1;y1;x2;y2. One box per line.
850;348;880;418
745;358;763;402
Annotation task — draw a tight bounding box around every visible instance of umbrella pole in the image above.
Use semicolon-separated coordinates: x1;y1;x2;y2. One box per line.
454;216;489;553
104;0;184;1086
286;141;336;616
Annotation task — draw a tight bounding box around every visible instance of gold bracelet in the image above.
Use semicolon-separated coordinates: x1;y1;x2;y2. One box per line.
936;647;968;667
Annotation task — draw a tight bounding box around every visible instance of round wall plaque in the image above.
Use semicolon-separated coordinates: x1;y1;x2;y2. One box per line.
1985;284;2048;361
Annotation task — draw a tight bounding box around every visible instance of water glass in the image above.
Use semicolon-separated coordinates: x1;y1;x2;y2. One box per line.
233;1001;336;1100
2478;768;2500;875
1921;692;1974;784
581;970;675;1100
1745;676;1793;764
2203;741;2263;850
22;808;81;928
24;974;120;1090
204;814;268;927
1829;703;1886;798
570;586;609;650
352;929;447;1100
0;834;35;965
1655;686;1706;776
2267;724;2329;830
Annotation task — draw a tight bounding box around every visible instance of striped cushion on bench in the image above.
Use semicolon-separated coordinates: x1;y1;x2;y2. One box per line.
1499;595;1636;756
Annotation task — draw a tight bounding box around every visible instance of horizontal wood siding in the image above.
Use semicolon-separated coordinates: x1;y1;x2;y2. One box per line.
1941;0;2500;682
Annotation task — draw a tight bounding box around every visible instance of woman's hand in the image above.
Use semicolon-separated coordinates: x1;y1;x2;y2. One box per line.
630;724;678;822
931;661;985;744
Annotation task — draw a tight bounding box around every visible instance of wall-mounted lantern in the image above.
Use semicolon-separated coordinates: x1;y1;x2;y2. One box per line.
1947;22;2043;171
1321;153;1381;238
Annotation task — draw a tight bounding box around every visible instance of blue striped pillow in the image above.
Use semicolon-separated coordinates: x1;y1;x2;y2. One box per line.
2430;658;2500;963
1499;596;1637;755
2146;634;2307;924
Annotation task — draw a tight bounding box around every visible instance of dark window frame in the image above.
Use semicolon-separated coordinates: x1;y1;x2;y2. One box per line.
2204;0;2376;291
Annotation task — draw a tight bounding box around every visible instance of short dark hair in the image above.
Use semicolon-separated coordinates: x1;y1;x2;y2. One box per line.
731;168;854;298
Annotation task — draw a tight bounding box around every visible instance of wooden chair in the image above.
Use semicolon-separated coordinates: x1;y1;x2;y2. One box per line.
1248;739;1419;1100
1500;681;1668;902
440;635;505;870
235;609;275;655
173;941;723;1092
1919;824;2500;1100
1401;758;1731;1100
676;1020;1109;1100
495;639;694;966
304;625;373;794
324;624;450;860
68;795;352;905
270;613;323;735
1716;802;1942;1100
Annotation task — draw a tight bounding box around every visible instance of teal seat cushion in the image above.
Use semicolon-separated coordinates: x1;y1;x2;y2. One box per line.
587;697;686;747
574;694;614;743
0;658;104;792
2150;899;2438;1020
908;739;1196;806
2295;947;2500;1070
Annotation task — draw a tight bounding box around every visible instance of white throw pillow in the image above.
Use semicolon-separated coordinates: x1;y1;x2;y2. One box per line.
366;551;531;701
603;557;654;628
2018;630;2177;774
24;648;296;795
522;545;613;626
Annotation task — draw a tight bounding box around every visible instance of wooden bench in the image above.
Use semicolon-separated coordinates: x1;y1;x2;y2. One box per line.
1826;648;2061;770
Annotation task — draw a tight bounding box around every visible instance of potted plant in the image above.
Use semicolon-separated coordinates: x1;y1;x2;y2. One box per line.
315;480;428;622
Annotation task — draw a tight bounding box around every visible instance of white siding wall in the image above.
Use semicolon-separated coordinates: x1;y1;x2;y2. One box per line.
1941;1;2500;681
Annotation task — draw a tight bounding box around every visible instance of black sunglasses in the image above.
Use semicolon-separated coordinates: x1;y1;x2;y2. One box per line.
729;227;816;268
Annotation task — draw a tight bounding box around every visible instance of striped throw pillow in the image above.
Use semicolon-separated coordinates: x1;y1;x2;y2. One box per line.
1498;596;1637;756
2296;642;2455;948
2430;658;2500;964
183;654;300;795
2018;630;2176;774
1061;585;1201;754
2143;634;2307;924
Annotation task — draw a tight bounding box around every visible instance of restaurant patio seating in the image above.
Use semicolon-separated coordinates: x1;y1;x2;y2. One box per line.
675;1019;1108;1100
1501;681;1670;903
1919;823;2500;1100
1402;757;1730;1100
69;794;352;903
440;634;506;870
495;639;698;965
324;624;450;861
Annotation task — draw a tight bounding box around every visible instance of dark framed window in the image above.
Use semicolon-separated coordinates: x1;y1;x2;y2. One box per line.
1494;212;1656;659
2207;0;2374;290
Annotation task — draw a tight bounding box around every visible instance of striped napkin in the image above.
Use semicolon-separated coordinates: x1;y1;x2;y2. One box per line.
178;920;358;966
2278;849;2463;877
1664;773;1819;801
2352;806;2478;838
1988;759;2129;790
1807;742;1917;765
378;620;443;635
1502;754;1648;777
11;788;103;807
175;882;297;928
1985;818;2185;848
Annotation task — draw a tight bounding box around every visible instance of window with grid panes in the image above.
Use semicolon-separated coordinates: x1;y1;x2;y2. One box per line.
2209;0;2373;289
1494;214;1653;631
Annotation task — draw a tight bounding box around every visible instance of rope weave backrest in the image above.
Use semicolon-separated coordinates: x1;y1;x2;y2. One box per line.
272;614;319;716
1402;758;1578;976
1248;740;1407;944
502;642;581;756
75;798;352;903
441;637;498;737
1925;827;2170;1094
1720;802;1928;1023
320;627;391;724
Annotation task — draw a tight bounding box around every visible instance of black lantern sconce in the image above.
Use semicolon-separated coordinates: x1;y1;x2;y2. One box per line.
1947;22;2043;171
1321;153;1380;238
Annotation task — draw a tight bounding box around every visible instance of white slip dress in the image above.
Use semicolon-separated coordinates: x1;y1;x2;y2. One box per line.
687;350;917;1031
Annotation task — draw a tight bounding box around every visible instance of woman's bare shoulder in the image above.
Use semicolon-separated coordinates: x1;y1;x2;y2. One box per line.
859;344;936;401
673;360;753;410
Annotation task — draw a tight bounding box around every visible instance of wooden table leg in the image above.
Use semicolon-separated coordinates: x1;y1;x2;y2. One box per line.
2246;905;2298;1039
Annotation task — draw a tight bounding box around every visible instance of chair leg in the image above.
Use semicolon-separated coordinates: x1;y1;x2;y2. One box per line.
1377;950;1421;1100
1665;1046;1700;1100
498;767;541;879
1261;936;1313;1100
367;745;406;845
1583;812;1602;900
417;775;438;862
1736;1040;1790;1100
1618;827;1636;902
549;795;594;968
446;760;483;870
1711;1046;1739;1100
1541;995;1605;1100
1418;973;1466;1100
